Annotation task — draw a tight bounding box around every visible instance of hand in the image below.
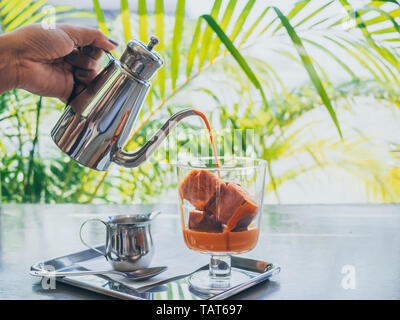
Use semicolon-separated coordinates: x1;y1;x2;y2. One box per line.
0;24;118;102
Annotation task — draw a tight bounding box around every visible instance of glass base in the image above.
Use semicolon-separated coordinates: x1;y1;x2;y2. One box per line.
188;269;251;295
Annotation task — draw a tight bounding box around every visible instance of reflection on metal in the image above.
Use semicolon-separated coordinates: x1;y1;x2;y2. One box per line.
180;282;196;300
79;214;155;272
52;37;198;171
30;245;280;300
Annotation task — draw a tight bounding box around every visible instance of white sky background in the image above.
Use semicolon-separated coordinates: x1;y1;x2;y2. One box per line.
42;0;400;204
47;0;372;17
49;0;283;16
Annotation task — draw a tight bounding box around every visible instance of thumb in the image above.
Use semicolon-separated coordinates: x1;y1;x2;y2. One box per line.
59;24;118;51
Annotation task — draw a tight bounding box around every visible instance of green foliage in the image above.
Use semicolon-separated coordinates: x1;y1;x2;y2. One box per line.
0;0;93;32
1;0;400;203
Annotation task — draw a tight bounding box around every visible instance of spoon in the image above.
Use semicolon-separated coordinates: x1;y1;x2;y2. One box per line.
30;266;167;280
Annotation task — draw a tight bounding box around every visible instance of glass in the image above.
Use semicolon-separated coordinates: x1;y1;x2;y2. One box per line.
174;157;267;294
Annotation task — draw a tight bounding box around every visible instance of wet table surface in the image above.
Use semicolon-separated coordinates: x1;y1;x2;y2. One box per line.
0;203;399;300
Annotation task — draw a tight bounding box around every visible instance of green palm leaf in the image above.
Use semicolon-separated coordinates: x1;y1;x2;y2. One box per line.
155;0;165;99
186;17;202;78
170;0;185;89
4;0;46;31
229;0;255;42
201;14;269;110
2;0;34;25
325;36;384;82
293;0;334;29
121;0;132;43
138;0;148;42
273;6;342;139
92;0;109;36
0;0;79;33
1;0;27;15
272;0;310;35
303;38;357;80
238;7;269;47
209;0;237;62
339;36;392;82
137;0;151;113
198;0;222;70
363;7;400;27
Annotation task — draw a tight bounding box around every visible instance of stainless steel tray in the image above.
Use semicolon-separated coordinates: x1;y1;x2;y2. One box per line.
30;246;280;300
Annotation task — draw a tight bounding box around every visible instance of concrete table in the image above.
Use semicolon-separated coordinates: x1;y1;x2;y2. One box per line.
0;204;399;299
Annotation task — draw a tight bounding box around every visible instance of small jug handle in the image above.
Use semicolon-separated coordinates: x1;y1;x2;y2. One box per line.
79;218;108;260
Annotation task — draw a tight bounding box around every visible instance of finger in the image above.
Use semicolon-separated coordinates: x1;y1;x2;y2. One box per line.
75;83;86;96
74;68;98;86
59;24;119;52
54;62;75;103
65;49;100;71
69;82;86;102
81;45;103;60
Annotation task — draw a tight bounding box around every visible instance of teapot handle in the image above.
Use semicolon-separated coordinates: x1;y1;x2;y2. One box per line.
104;51;116;62
66;50;117;106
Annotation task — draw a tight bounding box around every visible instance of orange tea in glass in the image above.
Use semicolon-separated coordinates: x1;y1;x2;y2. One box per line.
175;157;267;294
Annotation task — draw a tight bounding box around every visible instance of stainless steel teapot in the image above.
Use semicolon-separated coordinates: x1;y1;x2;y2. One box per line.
51;36;196;171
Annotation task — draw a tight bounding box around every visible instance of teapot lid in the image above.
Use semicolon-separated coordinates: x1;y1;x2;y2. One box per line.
120;36;163;80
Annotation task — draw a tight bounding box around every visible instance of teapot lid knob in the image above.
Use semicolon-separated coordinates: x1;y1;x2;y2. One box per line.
147;36;159;51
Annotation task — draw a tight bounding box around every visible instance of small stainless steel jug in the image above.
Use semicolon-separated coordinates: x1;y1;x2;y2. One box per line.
79;213;158;271
51;36;196;171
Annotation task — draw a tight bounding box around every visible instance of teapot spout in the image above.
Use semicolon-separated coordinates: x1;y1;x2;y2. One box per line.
113;108;198;168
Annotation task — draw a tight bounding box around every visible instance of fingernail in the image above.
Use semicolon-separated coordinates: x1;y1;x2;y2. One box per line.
76;69;91;78
66;51;78;61
108;38;119;46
